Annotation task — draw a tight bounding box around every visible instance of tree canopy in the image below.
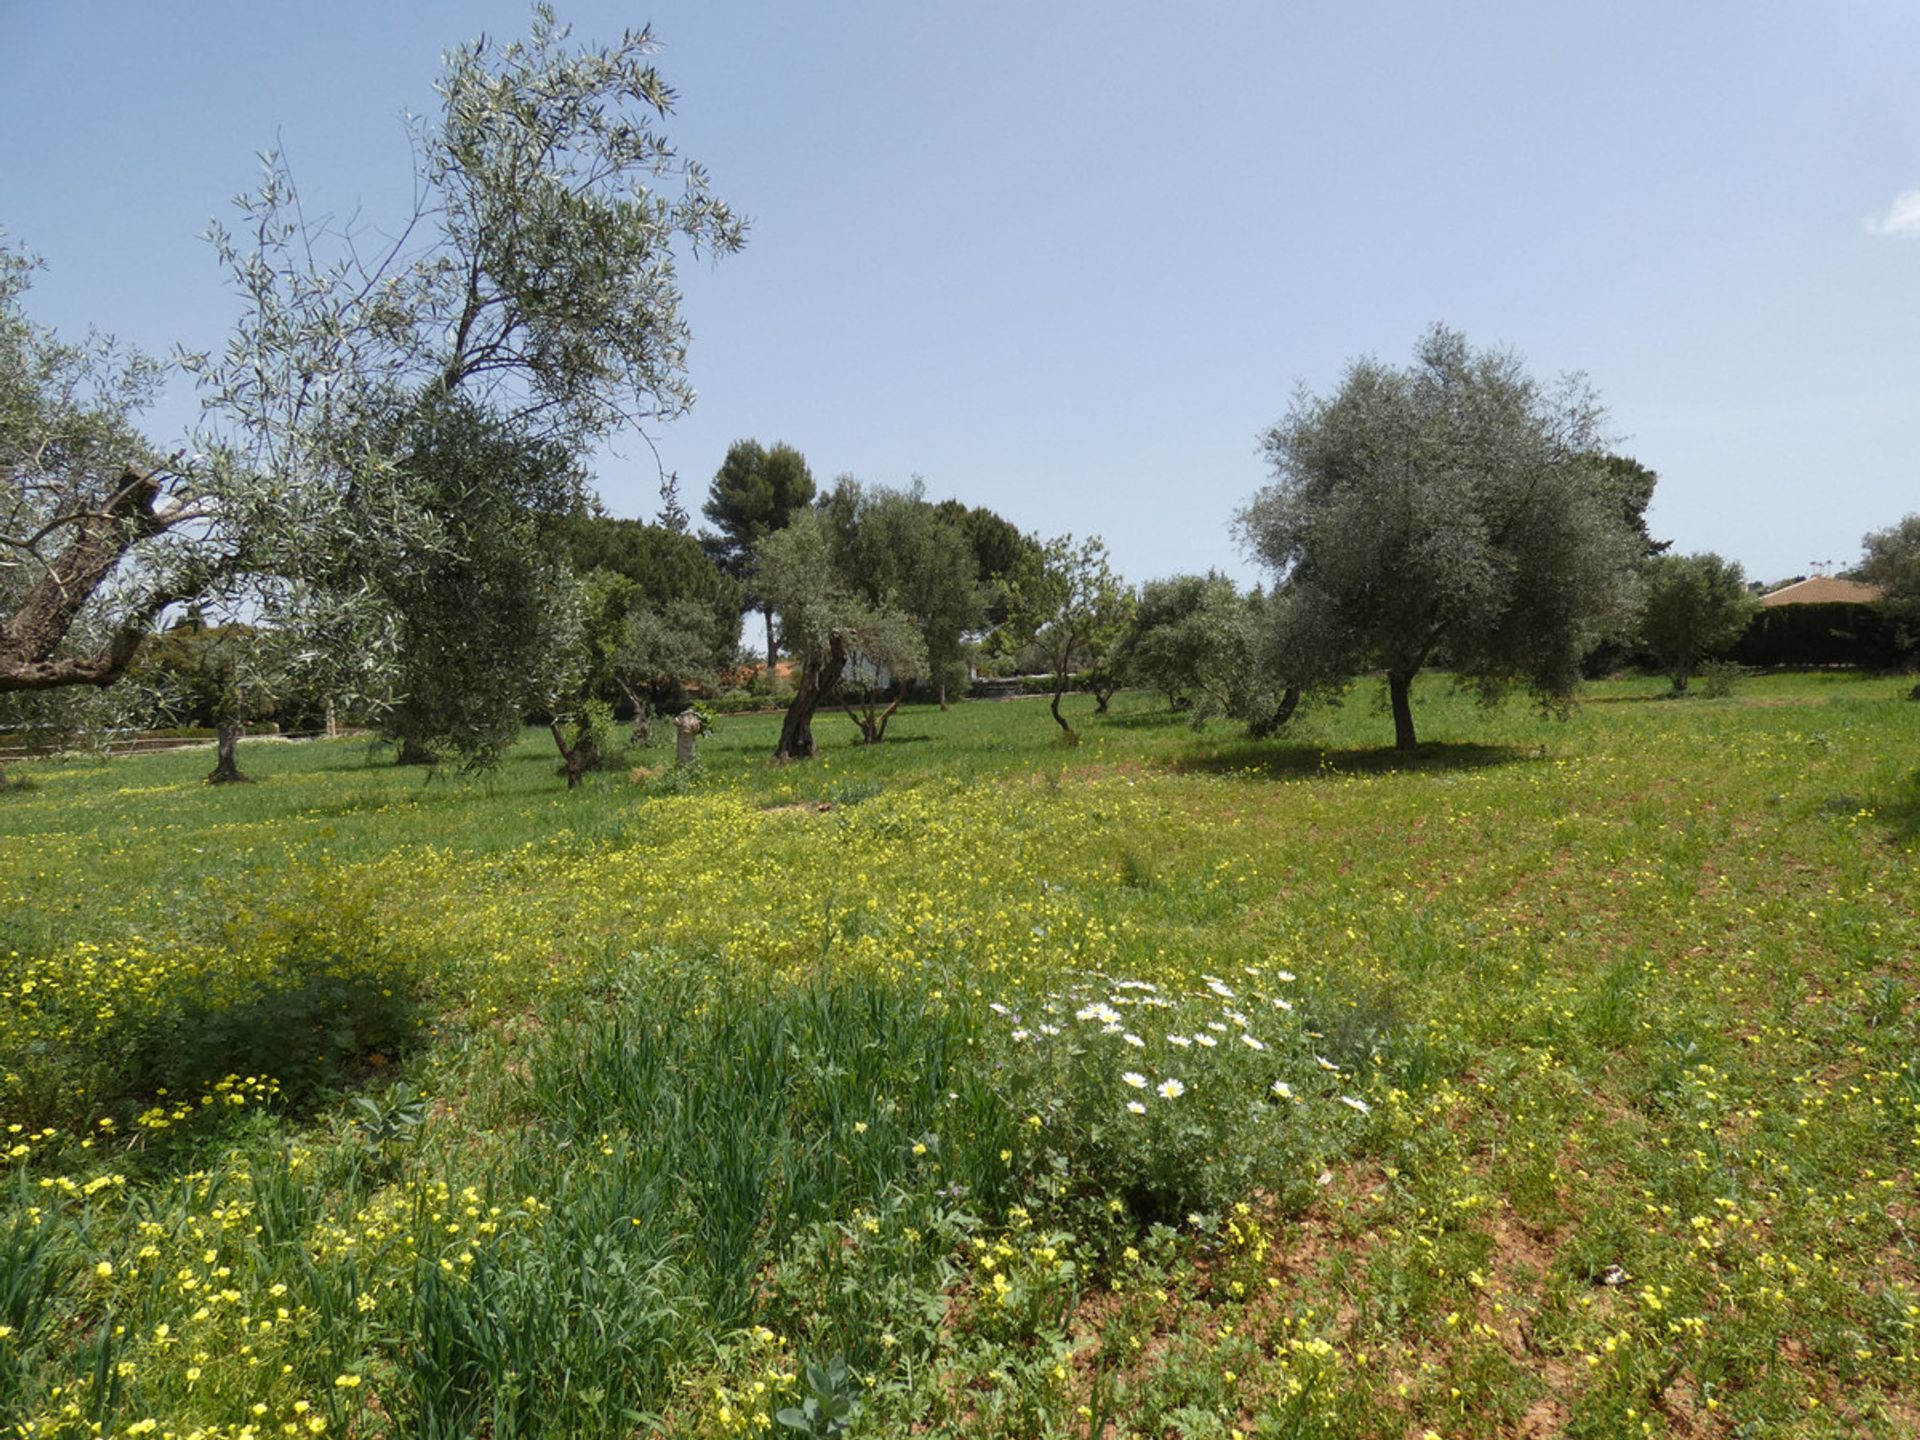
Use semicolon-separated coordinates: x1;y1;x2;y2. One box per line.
1005;535;1131;740
2;7;743;771
824;481;982;711
702;439;816;673
1238;325;1643;750
1117;572;1273;728
373;398;582;769
754;507;923;760
1861;514;1920;621
1636;552;1757;694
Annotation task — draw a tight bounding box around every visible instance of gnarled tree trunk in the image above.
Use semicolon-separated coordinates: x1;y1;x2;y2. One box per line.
846;679;908;745
1388;670;1418;751
1248;685;1301;739
549;719;595;789
619;682;655;745
1;465;207;696
775;635;847;761
1049;681;1080;745
394;737;438;767
207;721;252;784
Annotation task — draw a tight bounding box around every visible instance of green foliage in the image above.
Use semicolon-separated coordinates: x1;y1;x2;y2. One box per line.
755;507;928;756
774;1357;860;1437
1584;451;1668;557
701;441;818;580
126;619;281;731
555;512;743;673
931;498;1043;630
180;6;742;735
1240;324;1644;747
1697;658;1743;698
822;479;981;698
1730;599;1913;670
373;397;581;769
0;242;190;703
1861;512;1920;621
756;511;927;680
1116;572;1270;728
1004;534;1132;735
1636;551;1759;693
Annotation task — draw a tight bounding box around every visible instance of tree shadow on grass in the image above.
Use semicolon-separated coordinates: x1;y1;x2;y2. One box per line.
8;911;428;1158
1878;768;1920;843
1171;738;1534;782
1097;708;1190;731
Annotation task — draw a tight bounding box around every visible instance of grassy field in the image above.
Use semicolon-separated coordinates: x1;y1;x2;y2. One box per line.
2;673;1918;1439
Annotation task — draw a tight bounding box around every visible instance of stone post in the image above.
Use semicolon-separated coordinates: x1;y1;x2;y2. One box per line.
674;708;703;767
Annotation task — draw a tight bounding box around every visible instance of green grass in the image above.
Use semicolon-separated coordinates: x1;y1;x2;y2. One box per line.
1;672;1918;1438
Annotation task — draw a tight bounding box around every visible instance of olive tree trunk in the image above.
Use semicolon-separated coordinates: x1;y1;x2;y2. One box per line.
549;719;593;789
207;721;252;784
774;635;847;761
845;680;908;745
395;736;438;767
1248;686;1301;739
1388;670;1418;751
1049;681;1080;744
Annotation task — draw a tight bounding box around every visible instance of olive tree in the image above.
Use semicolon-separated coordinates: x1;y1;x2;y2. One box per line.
373;399;582;768
1116;573;1260;723
755;508;925;761
0;248;207;698
1238;325;1642;750
1006;534;1131;741
2;9;744;781
1636;552;1757;694
1114;576;1304;737
823;480;982;721
1862;515;1920;619
1861;515;1920;696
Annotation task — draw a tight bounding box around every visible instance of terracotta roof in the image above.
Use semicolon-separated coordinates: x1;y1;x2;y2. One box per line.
1758;576;1884;607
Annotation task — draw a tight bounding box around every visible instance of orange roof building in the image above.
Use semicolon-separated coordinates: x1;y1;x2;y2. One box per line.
1757;576;1884;607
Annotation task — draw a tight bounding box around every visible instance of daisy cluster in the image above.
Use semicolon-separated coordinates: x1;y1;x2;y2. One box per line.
987;964;1374;1119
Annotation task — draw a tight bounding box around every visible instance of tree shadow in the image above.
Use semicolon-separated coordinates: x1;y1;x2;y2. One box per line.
1879;768;1920;842
1171;738;1533;782
1097;708;1189;730
10;926;427;1154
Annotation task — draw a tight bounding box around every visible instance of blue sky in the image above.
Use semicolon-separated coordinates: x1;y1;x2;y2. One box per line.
4;2;1916;587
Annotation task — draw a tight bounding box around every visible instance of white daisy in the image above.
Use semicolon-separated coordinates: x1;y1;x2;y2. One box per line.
1122;1071;1148;1089
1157;1078;1186;1101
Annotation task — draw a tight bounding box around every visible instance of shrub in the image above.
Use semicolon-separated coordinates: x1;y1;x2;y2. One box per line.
1698;659;1743;698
